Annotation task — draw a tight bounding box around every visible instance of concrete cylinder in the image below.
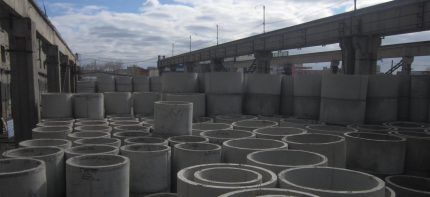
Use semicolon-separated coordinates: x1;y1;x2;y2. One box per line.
154;101;193;137
167;135;209;146
244;74;282;115
133;76;150;92
281;75;294;116
207;94;243;116
283;133;346;167
194;167;262;187
113;131;151;145
33;126;72;139
113;125;150;134
200;129;255;145
146;193;178;197
385;175;430;197
133;92;161;116
77;80;96;93
73;93;105;119
194;117;213;123
19;138;72;149
74;137;121;147
345;132;406;175
37;121;73;128
247;149;327;174
293;74;322;119
386;187;395;197
75;118;108;122
161;73;198;93
397;75;410;121
41;93;73;119
222;138;288;163
150;76;162;92
110;121;142;130
192;123;232;136
74;125;111;133
214;114;257;124
0;158;47;197
232;120;278;131
115;76;133;92
385;121;428;132
104;92;132;116
410;75;430;122
366;75;399;123
120;144;171;195
177;163;277;197
109;117;138;122
66;154;130;197
75;120;109;127
279;167;385;197
96;75;115;92
3;147;65;197
164;93;206;120
389;131;430;176
41;118;75;123
254;127;307;140
320;74;368;125
219;188;319;197
67;131;110;142
65;144;119;159
124;136;168;145
348;124;392;134
279;118;321;129
306;125;357;136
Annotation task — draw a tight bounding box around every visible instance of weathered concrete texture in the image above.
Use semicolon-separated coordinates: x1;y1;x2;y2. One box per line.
385;175;430;197
146;193;178;197
279;167;385;197
120;144;171;196
200;129;255;145
154;101;193;137
320;74;368;125
67;131;110;142
32;126;72;139
133;76;150;92
66;154;130;197
254;127;307;140
41;93;73;119
177;163;277;197
222;138;288;163
232;120;278;131
133;92;161;116
115;76;133;92
247;149;327;174
3;147;65;197
397;75;410;121
293;74;322;119
280;118;321;129
37;120;73;128
257;115;284;124
284;133;346;167
96;76;115;92
384;121;428;132
74;137;121;147
167;135;209;147
390;131;430;176
109;117;139;122
192;123;232;136
77;80;96;93
244;74;282;115
165;93;206;119
113;125;150;135
345;132;406;175
161;73;199;93
110;121;142;131
219;188;318;197
347;124;392;134
410;75;430;122
150;76;162;92
75;120;109;127
366;75;399;123
124;136;168;146
113;131;151;145
306;125;357;136
207;94;243;116
75;125;111;133
19;138;72;149
194;167;262;186
194;117;213;123
214;114;257;124
104;92;132;116
73;93;105;119
65;144;119;159
281;75;294;116
0;158;47;197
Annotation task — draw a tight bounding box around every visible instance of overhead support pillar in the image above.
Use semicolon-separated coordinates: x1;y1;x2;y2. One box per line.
9;18;39;142
254;51;272;73
211;58;225;72
401;56;414;74
60;54;70;92
185;62;195;72
340;35;381;75
44;44;61;92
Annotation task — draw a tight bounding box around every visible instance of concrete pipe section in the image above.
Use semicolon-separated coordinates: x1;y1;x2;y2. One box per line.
115;76;133;92
37;120;73;128
67;131;110;142
192;123;233;136
41;93;73;119
293;74;322;120
177;163;277;197
146;193;178;197
104;92;132;116
348;124;392;134
168;135;209;146
66;154;130;197
218;188;319;197
194;117;214;124
257;115;284;124
243;74;282;115
365;75;399;123
120;144;171;195
74;137;121;147
75;118;108;122
306;125;357;136
41;118;75;123
113;131;151;145
0;158;47;197
164;93;206;119
222;138;288;163
154;101;193;137
247;149;328;174
389;131;430;176
232;120;278;131
124;136;169;146
65;144;119;159
194;167;263;186
279;117;321;129
385;187;395;197
132;76;150;92
384;121;429;132
161;72;199;93
32;126;72;139
110;121;142;129
133;92;161;117
385;175;430;197
283;133;346;168
281;75;294;116
200;129;255;145
19;138;72;149
73;93;105;119
75;120;109;127
345;132;406;175
109;117;139;122
96;75;115;92
253;127;307;140
74;125;112;133
279;167;386;197
113;125;151;134
214;114;257;124
3;147;65;197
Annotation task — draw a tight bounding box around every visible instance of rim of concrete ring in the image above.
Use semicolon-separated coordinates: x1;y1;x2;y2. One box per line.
110;121;143;127
75;120;108;126
200;129;256;141
177;163;277;189
36;122;73;127
218;188;319;197
33;126;71;133
305;125;358;133
215;114;257;121
74;137;120;146
74;125;112;132
389;130;430;139
168;135;209;144
114;124;150;131
283;133;345;145
65;144;119;155
344;132;407;142
120;144;171;153
253;127;307;137
385;175;430;194
278;166;385;195
192;123;232;131
75;118;108;122
193;167;263;186
247;149;328;168
232;120;279;129
19;138;72;147
112;131;150;138
347;124;392;131
124;136;167;145
145;193;177;197
3;146;64;159
223;138;288;151
385;187;395;197
68;131;110;138
155;101;193;106
280;118;321;124
174;142;221;152
66;154;129;170
0;158;46;176
384;121;427;129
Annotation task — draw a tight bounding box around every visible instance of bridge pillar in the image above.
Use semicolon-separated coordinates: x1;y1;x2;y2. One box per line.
211;58;225;71
340;35;381;75
60;54;71;92
254;51;272;73
401;56;414;74
44;44;61;92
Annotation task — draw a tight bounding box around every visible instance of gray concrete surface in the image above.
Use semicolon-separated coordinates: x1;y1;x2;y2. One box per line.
385;175;430;197
280;118;322;129
75;121;109;127
150;76;162;92
19;138;72;149
161;73;199;93
167;135;209;147
366;75;399;123
74;125;111;133
410;75;430;122
200;129;255;145
253;127;307;140
65;144;119;159
193;167;263;187
192;123;232;136
214;114;257;124
74;137;121;147
67;131;110;142
96;75;115;93
244;74;282;115
133;92;161;116
164;93;206;119
41;93;73;119
124;136;168;146
73;93;105;119
104;92;132;115
281;75;294;116
113;131;151;145
232;120;278;131
293;74;321;119
132;76;150;92
218;188;319;197
222;138;288;163
306;125;357;136
32;126;72;139
347;124;392;134
115;76;133;92
154;101;193;137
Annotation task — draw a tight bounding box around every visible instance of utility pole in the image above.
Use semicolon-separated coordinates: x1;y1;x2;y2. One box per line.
216;24;219;45
263;5;266;33
171;43;174;56
354;0;357;11
189;35;192;52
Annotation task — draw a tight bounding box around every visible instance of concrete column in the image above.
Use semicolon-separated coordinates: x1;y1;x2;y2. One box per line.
44;44;61;92
210;58;225;72
9;17;39;142
254;51;272;74
185;62;194;72
401;56;414;74
340;35;381;75
60;54;70;92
